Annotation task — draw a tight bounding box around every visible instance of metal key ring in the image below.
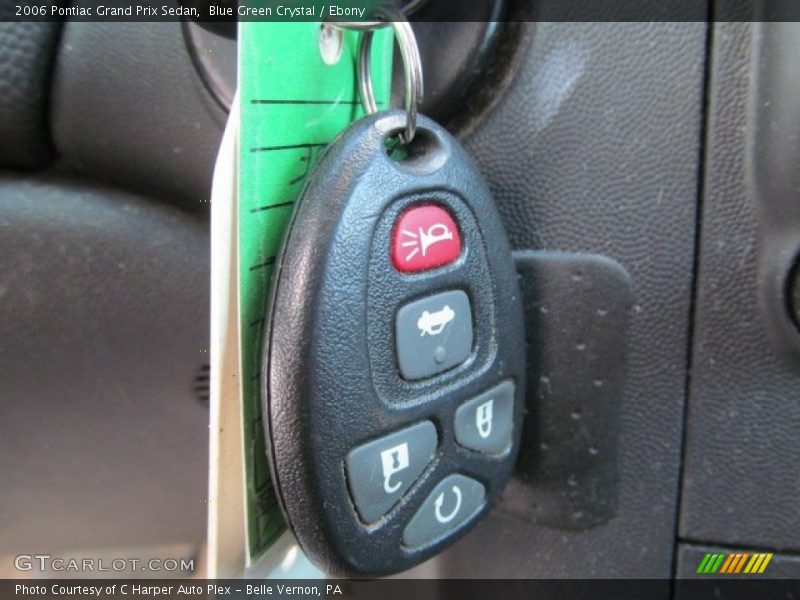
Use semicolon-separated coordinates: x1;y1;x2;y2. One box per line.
356;5;423;144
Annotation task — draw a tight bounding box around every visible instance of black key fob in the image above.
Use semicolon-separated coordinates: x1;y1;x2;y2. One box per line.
262;111;525;576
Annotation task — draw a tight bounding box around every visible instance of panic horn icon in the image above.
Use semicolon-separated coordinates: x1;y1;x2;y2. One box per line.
401;223;454;262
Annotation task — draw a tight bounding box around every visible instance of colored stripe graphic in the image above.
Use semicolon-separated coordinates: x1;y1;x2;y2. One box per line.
711;554;725;573
697;553;726;573
744;553;774;574
719;553;736;573
696;553;712;573
698;552;774;574
759;554;774;573
724;553;748;573
736;553;750;573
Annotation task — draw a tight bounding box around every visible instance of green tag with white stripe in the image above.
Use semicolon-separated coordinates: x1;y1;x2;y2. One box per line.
238;22;394;560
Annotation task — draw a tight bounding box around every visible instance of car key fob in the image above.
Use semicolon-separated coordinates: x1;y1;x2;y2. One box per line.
262;111;525;576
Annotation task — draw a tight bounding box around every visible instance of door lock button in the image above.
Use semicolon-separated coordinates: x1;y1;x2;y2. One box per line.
395;290;473;380
454;380;515;455
346;421;437;523
402;474;485;549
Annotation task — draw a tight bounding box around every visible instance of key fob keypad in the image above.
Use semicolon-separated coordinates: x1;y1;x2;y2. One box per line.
263;112;525;576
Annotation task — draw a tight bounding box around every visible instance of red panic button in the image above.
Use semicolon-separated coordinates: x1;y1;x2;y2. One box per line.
391;205;461;273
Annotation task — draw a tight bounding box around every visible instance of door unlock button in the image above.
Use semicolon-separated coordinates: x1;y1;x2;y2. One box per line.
346;421;437;523
454;380;515;455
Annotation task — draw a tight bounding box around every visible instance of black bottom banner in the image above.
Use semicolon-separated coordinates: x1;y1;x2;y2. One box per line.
3;579;800;600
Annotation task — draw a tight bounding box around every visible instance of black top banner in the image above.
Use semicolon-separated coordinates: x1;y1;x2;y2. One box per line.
2;0;800;22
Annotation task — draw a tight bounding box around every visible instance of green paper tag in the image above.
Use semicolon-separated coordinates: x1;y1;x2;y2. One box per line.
238;22;394;560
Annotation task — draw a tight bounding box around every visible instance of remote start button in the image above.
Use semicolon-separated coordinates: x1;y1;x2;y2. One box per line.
392;205;461;273
402;474;485;549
